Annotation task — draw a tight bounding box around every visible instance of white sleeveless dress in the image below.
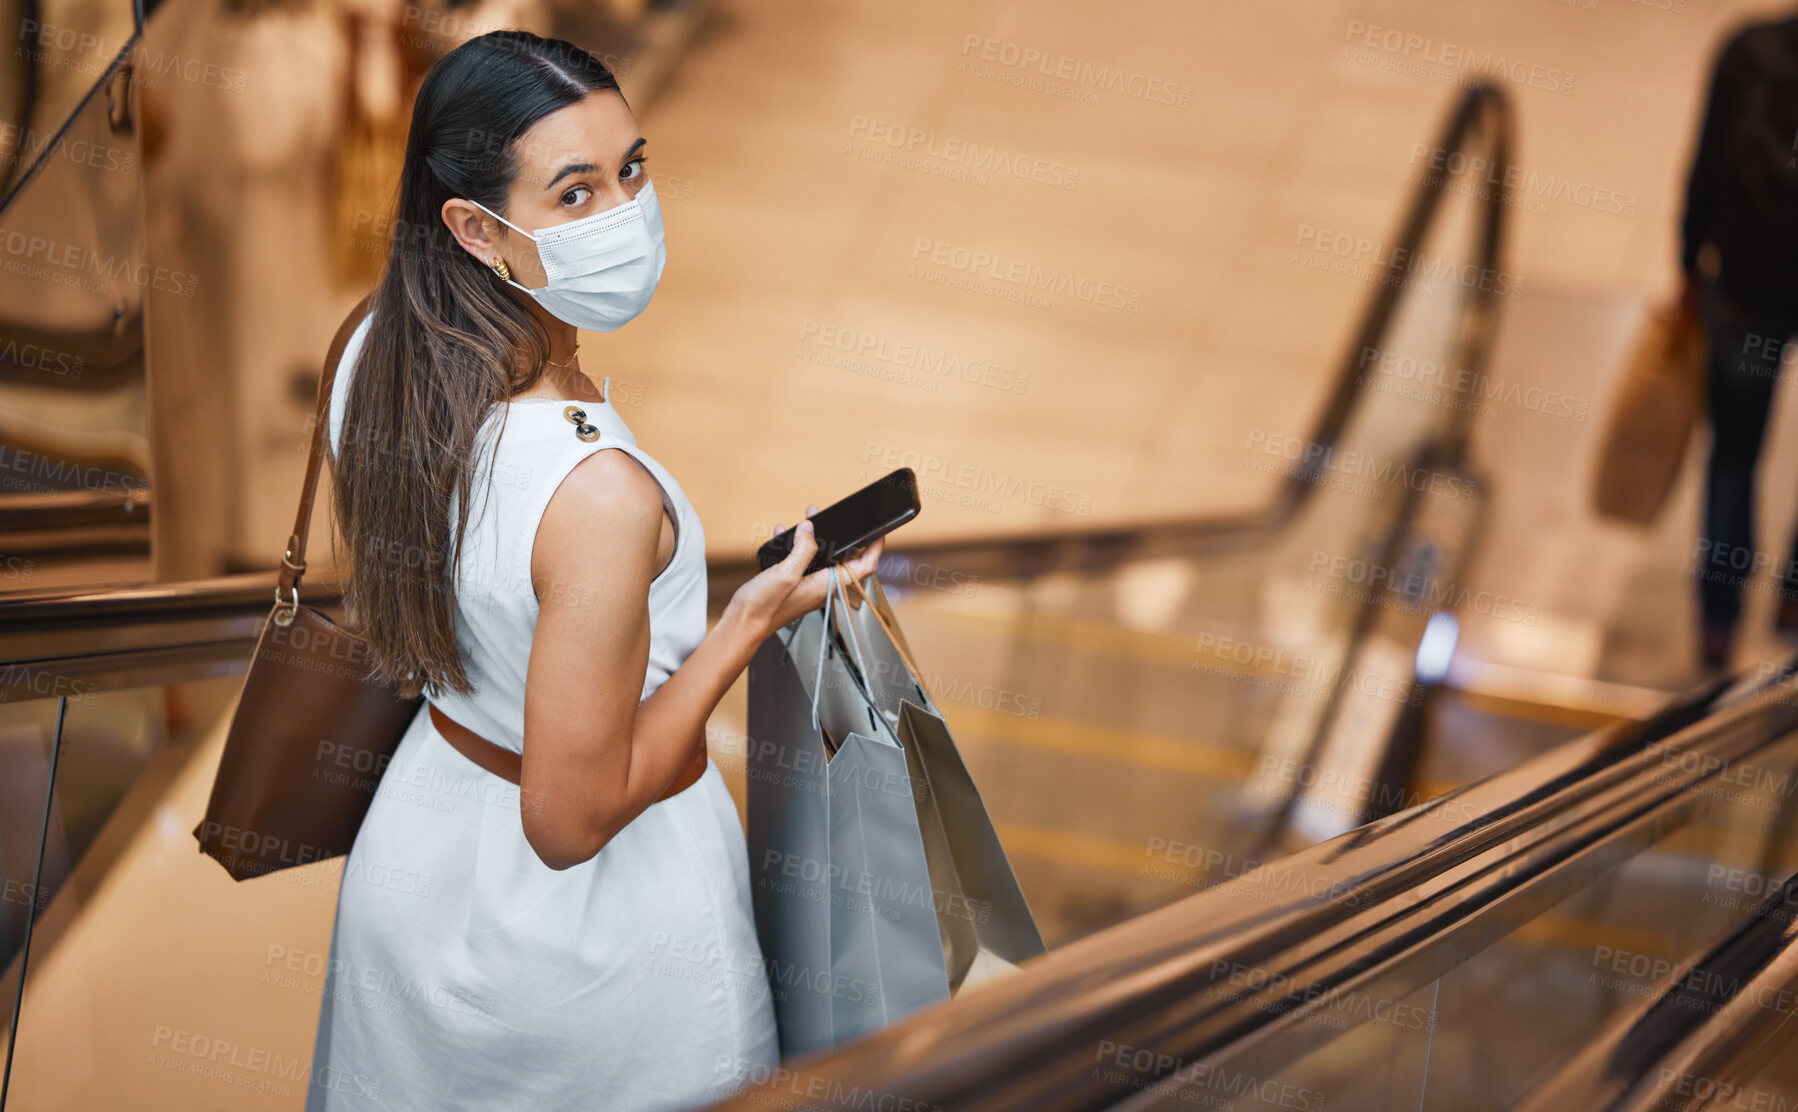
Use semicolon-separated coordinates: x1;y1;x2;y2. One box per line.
306;316;779;1110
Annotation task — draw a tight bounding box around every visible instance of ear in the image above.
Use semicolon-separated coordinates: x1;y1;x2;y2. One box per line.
441;198;503;267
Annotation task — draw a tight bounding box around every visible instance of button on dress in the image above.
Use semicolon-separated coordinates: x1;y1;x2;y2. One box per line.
307;314;779;1110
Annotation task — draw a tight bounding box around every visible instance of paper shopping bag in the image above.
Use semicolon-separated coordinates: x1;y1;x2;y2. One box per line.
1593;302;1705;525
836;572;1047;988
746;595;950;1056
895;698;1046;990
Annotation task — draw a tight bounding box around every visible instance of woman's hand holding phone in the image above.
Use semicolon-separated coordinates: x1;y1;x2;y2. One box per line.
727;503;886;640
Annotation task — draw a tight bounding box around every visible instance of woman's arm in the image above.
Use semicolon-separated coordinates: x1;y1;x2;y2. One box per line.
519;448;880;869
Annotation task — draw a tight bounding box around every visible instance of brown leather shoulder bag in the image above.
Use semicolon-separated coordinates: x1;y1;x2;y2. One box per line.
193;294;426;881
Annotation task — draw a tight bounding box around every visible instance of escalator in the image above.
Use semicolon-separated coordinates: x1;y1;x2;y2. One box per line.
700;661;1798;1111
0;78;1775;1111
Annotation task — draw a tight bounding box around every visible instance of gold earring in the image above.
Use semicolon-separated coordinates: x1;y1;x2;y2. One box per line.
489;257;511;282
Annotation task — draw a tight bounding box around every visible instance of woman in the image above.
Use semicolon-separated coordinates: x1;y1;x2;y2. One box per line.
307;30;880;1110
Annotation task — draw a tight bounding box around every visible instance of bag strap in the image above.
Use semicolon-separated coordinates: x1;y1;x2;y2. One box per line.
840;566;925;679
279;292;377;597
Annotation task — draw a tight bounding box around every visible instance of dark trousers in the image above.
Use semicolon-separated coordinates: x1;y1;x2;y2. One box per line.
1698;285;1798;631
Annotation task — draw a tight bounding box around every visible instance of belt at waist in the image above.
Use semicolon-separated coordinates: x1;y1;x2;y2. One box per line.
427;704;707;801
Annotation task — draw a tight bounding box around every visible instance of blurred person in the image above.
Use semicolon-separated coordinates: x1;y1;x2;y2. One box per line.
306;31;882;1110
136;0;343;572
331;0;553;290
1683;11;1798;670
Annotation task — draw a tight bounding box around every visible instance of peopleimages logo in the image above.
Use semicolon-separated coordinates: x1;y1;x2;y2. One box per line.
0;661;101;705
909;237;1143;313
1191;630;1427;707
1342;20;1575;95
1092;1041;1327;1109
958;34;1194;108
1293;224;1524;298
1141;836;1376;907
0;335;85;377
16;20;249;92
1244;428;1479;503
1204;960;1437;1032
1358;345;1591;422
0;121;134;176
795;319;1030;395
715;1057;942;1112
863;441;1094;516
0;445;147;500
1407;144;1638;218
847;116;1079;190
1306;549;1540;626
0;227;199;296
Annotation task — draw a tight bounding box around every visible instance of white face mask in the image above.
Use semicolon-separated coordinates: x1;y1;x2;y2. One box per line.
471;178;666;332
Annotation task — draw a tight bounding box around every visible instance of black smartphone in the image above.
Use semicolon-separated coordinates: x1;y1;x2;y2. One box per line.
757;468;920;576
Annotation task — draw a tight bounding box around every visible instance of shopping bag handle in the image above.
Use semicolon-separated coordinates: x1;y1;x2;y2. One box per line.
837;564;929;690
832;565;871;682
809;564;871;732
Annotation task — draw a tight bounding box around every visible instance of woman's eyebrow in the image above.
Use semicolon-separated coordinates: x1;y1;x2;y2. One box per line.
545;162;598;190
542;138;647;191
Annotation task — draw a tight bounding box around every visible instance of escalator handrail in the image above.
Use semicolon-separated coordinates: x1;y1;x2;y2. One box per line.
0;487;151;534
704;659;1798;1111
1515;845;1798;1111
0;570;347;698
0;569;339;631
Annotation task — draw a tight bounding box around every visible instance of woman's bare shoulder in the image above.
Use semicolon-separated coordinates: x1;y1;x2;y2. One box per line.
531;447;666;593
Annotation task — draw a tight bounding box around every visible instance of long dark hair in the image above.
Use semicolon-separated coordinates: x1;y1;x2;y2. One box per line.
332;31;622;700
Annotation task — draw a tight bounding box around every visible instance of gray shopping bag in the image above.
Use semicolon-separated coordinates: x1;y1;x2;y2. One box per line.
832;571;1047;989
746;576;950;1056
895;698;1045;989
